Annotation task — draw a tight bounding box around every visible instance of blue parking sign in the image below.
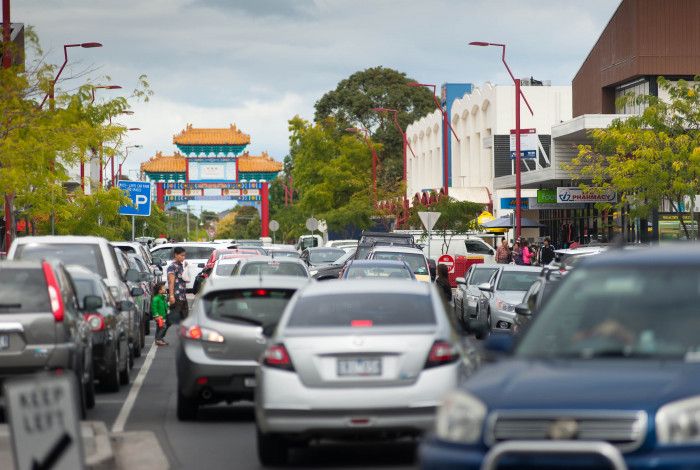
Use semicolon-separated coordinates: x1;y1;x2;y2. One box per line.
118;181;152;216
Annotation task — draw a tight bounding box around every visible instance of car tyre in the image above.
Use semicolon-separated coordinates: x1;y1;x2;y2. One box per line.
256;427;289;467
177;390;198;421
144;313;151;336
100;346;121;393
119;341;131;385
134;327;143;358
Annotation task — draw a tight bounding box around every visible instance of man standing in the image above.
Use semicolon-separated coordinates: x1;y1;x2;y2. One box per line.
540;237;556;265
167;247;189;323
495;237;511;264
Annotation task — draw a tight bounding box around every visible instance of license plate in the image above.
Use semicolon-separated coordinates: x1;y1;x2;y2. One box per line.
337;358;381;377
0;335;9;350
244;377;257;388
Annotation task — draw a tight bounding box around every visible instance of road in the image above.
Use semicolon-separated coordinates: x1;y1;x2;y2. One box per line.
88;323;419;469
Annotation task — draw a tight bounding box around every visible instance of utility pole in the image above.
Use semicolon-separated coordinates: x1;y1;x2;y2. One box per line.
3;0;14;252
186;204;190;240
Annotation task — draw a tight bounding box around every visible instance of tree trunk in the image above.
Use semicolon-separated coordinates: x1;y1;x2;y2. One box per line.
670;199;691;240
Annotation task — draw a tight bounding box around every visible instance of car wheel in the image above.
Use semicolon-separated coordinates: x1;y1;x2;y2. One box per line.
256;427;289;467
100;346;121;393
128;340;135;368
119;342;131;386
144;313;151;336
177;390;198;421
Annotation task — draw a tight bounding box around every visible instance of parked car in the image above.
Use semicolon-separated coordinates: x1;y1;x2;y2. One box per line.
473;265;541;334
255;279;477;466
114;241;163;283
310;248;356;279
126;252;154;336
232;257;310;278
341;259;415;280
208;254;257;281
0;260;95;416
299;247;346;269
421;245;700;470
193;248;266;294
176;276;310;420
265;244;300;259
116;249;147;356
150;242;222;292
367;245;432;282
454;264;500;326
68;265;131;391
8;236;143;365
512;268;563;334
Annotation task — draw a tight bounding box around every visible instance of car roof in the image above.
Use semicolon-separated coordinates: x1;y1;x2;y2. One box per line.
305;247;345;252
13;235;108;245
369;245;424;254
240;256;303;264
267;244;296;251
348;260;409;267
576;244;700;268
298;279;430;298
202;275;310;294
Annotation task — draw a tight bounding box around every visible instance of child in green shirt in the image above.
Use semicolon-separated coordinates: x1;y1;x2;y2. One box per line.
151;282;169;346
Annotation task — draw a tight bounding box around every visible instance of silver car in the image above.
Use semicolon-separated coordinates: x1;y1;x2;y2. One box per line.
475;265;541;333
176;276;310;421
255;279;474;466
454;264;500;324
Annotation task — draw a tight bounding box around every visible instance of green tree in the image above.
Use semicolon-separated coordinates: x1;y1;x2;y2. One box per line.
569;77;700;239
216;206;261;239
314;66;436;185
408;195;484;254
53;188;131;239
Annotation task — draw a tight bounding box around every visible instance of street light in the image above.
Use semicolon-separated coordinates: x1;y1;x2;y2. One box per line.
469;41;534;238
89;84;123;190
407;82;460;197
118;144;143;183
346;126;378;207
39;42;103;109
90;84;122;104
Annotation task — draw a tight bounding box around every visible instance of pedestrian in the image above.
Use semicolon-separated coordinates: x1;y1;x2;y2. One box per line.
540;237;556;265
495;237;512;264
512;241;523;265
151;282;169;346
521;239;532;265
530;244;540;266
167;247;189;323
435;263;452;306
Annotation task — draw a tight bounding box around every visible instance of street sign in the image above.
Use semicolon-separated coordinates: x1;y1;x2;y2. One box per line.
4;373;85;470
305;217;318;232
418;211;440;232
438;254;455;273
268;220;280;232
118;181;152;216
509;128;538;159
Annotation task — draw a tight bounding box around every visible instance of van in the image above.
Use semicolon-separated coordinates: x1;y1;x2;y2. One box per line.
415;234;497;264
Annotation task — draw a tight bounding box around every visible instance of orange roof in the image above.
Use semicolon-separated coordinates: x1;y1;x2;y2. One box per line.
140;152;186;173
238;151;283;173
173;123;251;146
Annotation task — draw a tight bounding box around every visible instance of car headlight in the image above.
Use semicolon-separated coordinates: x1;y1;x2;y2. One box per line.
495;299;516;312
435;391;486;444
657;395;700;444
309;269;318;276
467;294;479;302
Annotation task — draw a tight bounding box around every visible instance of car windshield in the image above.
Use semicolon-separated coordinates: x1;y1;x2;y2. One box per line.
517;266;700;360
372;252;428;275
288;293;435;328
15;243;107;278
203;289;295;329
0;268;51;313
345;266;412;279
308;250;344;264
215;262;239;276
470;267;499;285
240;262;308;277
497;271;539;291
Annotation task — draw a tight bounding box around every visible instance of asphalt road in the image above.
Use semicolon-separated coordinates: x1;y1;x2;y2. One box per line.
88;321;420;470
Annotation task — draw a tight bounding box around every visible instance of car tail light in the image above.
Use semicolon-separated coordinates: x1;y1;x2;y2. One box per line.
84;313;105;332
425;340;460;369
178;325;224;343
263;344;294;371
42;262;64;322
351;319;373;328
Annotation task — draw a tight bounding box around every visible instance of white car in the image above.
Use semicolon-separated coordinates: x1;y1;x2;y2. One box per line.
325;239;358;250
150;242;223;291
367;245;432;282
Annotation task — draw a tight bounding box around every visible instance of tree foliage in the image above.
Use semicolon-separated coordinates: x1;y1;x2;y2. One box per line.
568;77;700;239
408;196;484;254
215;206;261;240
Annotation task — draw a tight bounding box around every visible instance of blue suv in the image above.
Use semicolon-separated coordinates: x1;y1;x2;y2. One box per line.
421;246;700;470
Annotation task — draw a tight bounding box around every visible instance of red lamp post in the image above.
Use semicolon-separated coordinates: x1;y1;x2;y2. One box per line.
407;82;460;196
2;0;12;251
112;130;140;186
346;126;378;207
39;42;103;109
469;41;534;238
117;144;143;183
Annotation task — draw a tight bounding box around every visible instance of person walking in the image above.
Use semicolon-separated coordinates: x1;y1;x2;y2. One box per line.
540;237;556;265
495;237;511;264
512;240;522;265
521;239;532;265
167;247;189;323
151;282;169;346
435;263;453;306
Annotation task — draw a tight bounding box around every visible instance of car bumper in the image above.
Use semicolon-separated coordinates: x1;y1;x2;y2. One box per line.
491;309;516;331
176;341;257;400
256;362;459;435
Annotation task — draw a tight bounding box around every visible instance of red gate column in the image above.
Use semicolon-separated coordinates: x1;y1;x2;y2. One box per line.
261;182;270;237
156;182;165;209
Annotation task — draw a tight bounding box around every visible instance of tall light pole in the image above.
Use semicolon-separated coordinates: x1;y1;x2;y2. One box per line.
407;82;460;196
2;0;12;251
118;144;143;182
346;126;378;207
110;129;140;186
39;42;103;109
469;41;534;238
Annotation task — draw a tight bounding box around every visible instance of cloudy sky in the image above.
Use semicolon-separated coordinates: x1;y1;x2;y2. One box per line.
14;0;619;202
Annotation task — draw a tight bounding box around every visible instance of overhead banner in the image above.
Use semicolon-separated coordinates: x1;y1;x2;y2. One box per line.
556;187;617;204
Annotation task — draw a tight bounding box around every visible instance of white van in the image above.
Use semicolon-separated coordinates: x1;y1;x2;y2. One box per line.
414;234;497;264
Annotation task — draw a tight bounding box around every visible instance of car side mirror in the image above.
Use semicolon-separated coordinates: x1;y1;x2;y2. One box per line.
467;319;490;340
477;282;493;293
456;277;466;286
261;324;276;337
483;331;515;355
515;303;531;316
131;286;144;297
118;300;134;311
83;295;103;311
125;268;141;282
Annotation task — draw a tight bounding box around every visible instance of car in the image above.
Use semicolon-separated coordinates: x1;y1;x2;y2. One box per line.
325;239;358;249
299;247;346;269
366;245;432;282
454;264;500;326
115;249;147;357
353;231;415;260
68;265;131;391
193;248;267;294
125;252;154;336
421;245;700;470
473;265;541;334
176;276;310;421
208;253;258;281
341;259;416;280
0;260;95;416
310;248;357;279
114;241;163;283
232;256;310;278
512;268;563;334
265;244;300;259
150;242;222;292
255;279;477;466
8;235;143;365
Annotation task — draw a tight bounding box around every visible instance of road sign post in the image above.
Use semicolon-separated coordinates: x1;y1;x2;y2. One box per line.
418;211;441;260
118;181;152;241
269;219;280;245
438;254;455;274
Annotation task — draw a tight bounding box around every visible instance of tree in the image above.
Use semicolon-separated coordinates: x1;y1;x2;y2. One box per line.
408;196;484;254
568;77;700;239
314;66;436;185
215;206;261;240
55;188;131;239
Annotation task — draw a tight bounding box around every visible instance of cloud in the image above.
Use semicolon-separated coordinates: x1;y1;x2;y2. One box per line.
191;0;319;18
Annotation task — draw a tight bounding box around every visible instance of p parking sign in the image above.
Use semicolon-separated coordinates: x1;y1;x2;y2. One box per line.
118;181;152;217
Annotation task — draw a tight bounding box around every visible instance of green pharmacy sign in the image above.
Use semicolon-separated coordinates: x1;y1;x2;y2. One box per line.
537;188;557;204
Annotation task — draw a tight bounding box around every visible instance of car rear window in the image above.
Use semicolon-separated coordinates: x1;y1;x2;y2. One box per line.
372;252;428;275
309;250;344;264
215;262;239;276
498;271;540;291
287;293;435;328
240;262;308;277
73;278;98;298
180;246;216;260
15;243;107;278
0;268;51;313
203;289;296;328
345;266;411;279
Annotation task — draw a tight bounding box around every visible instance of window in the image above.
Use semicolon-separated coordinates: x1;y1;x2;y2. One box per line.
0;268;51;313
465;240;493;255
151;247;173;264
180;246;217;260
469;267;498;285
203;289;295;329
497;271;540;291
15;243;107;278
240;262;308;277
614;79;650;115
308;249;345;264
372;252;428;275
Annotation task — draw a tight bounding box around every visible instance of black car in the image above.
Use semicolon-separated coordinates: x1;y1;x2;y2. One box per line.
353;231;415;260
311;248;356;280
68;265;132;391
299;247;346;269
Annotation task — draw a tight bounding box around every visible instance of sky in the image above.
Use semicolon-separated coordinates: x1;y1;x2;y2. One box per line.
13;0;620;212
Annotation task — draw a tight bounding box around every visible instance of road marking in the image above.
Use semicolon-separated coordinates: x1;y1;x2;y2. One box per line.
111;341;158;433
